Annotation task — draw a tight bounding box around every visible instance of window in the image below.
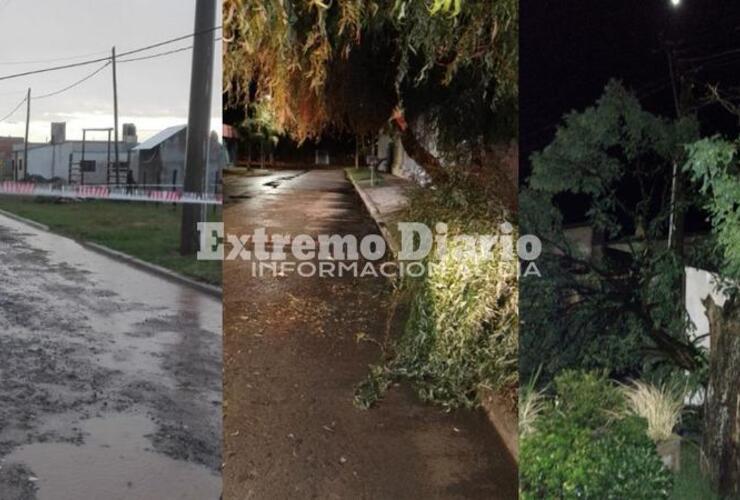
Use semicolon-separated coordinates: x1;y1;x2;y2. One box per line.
80;160;96;173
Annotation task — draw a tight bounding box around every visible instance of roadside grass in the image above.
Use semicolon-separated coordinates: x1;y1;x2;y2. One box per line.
345;167;385;185
671;440;719;500
0;196;222;285
224;166;271;177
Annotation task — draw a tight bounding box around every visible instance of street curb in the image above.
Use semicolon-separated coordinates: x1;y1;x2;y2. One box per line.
345;173;400;258
81;242;222;299
0;208;50;231
0;208;222;299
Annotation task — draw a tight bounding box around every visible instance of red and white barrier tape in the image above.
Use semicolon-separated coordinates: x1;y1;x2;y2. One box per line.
0;182;221;205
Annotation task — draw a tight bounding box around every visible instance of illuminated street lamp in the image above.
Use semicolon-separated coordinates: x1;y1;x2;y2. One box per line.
671;0;680;6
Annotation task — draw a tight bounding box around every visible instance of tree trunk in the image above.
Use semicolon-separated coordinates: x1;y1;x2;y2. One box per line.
390;135;404;176
260;140;265;170
399;125;449;184
354;136;359;169
702;296;740;498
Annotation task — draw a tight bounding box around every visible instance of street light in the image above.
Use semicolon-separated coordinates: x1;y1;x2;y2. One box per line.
670;0;680;6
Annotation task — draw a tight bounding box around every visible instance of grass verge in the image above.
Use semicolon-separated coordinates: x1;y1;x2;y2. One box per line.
671;440;719;500
345;167;385;185
0;196;222;285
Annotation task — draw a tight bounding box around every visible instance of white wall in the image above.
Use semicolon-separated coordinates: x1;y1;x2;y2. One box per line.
15;142;131;183
685;266;729;350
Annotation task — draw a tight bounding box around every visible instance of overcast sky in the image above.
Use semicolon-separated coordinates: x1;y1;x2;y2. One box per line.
0;0;222;143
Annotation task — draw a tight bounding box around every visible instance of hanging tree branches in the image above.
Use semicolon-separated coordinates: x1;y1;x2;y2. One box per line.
224;0;518;184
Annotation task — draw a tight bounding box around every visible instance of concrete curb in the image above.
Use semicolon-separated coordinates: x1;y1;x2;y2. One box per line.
81;242;222;299
479;387;519;463
0;208;222;299
0;208;50;231
345;173;400;258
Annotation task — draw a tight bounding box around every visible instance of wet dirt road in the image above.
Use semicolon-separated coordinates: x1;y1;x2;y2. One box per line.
223;169;517;499
0;214;221;500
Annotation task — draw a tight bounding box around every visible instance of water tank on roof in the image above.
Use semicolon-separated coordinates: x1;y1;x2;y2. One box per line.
123;123;137;144
51;122;66;144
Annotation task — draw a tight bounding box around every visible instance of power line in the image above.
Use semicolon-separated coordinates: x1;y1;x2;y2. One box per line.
0;26;222;82
1;36;223;118
34;62;111;100
118;26;220;58
0;95;26;122
117;37;222;64
0;50;110;66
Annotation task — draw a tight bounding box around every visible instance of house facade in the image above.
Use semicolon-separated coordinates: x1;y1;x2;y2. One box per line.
11;140;135;184
0;137;24;180
130;124;224;193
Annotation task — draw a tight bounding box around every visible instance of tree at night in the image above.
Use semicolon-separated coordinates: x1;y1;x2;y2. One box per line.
684;133;740;498
520;80;703;378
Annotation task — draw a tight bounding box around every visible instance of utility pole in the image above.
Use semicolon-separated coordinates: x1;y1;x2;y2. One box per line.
666;43;686;255
180;0;216;255
22;88;30;181
112;46;120;186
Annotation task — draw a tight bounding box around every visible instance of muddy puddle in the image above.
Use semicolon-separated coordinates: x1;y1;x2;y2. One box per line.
5;413;220;500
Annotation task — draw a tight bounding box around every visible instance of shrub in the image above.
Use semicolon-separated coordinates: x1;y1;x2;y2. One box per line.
553;370;624;427
521;415;673;499
520;371;673;499
620;380;685;443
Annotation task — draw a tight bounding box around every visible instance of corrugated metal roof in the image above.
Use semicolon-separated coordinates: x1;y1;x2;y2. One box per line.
132;124;186;151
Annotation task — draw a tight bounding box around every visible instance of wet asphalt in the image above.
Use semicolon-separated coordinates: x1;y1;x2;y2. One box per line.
0;214;222;500
223;169;517;499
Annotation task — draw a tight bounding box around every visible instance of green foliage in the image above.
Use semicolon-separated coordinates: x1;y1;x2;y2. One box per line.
671;441;720;500
355;178;518;409
552;370;624;427
684;137;740;285
520;81;704;383
520;371;673;499
224;0;518;143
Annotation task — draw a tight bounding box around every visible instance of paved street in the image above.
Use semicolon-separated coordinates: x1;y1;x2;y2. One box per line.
0;214;221;500
223;169;517;499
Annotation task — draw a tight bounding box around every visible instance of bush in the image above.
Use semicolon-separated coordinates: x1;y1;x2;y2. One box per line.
520;371;673;499
553;370;624;427
354;177;518;409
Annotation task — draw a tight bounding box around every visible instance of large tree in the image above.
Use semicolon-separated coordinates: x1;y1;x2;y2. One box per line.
520;81;703;381
223;0;517;191
684;135;740;498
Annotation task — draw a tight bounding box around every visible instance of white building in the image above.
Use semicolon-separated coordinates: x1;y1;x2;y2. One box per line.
10;123;136;184
130;124;224;193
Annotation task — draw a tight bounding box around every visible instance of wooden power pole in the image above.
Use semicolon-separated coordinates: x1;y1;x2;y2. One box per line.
22;88;30;181
180;0;216;255
111;46;121;186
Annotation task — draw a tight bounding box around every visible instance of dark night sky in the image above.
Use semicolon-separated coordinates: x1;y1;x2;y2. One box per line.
521;0;740;180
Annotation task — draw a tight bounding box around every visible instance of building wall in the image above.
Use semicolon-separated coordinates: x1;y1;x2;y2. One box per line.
685;266;729;351
12;141;131;183
133;129;224;193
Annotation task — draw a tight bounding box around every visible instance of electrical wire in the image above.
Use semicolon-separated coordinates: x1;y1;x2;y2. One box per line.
0;26;222;82
117;26;221;58
33;61;111;100
117;37;222;64
0;50;111;66
0;36;221;107
0;94;26;122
